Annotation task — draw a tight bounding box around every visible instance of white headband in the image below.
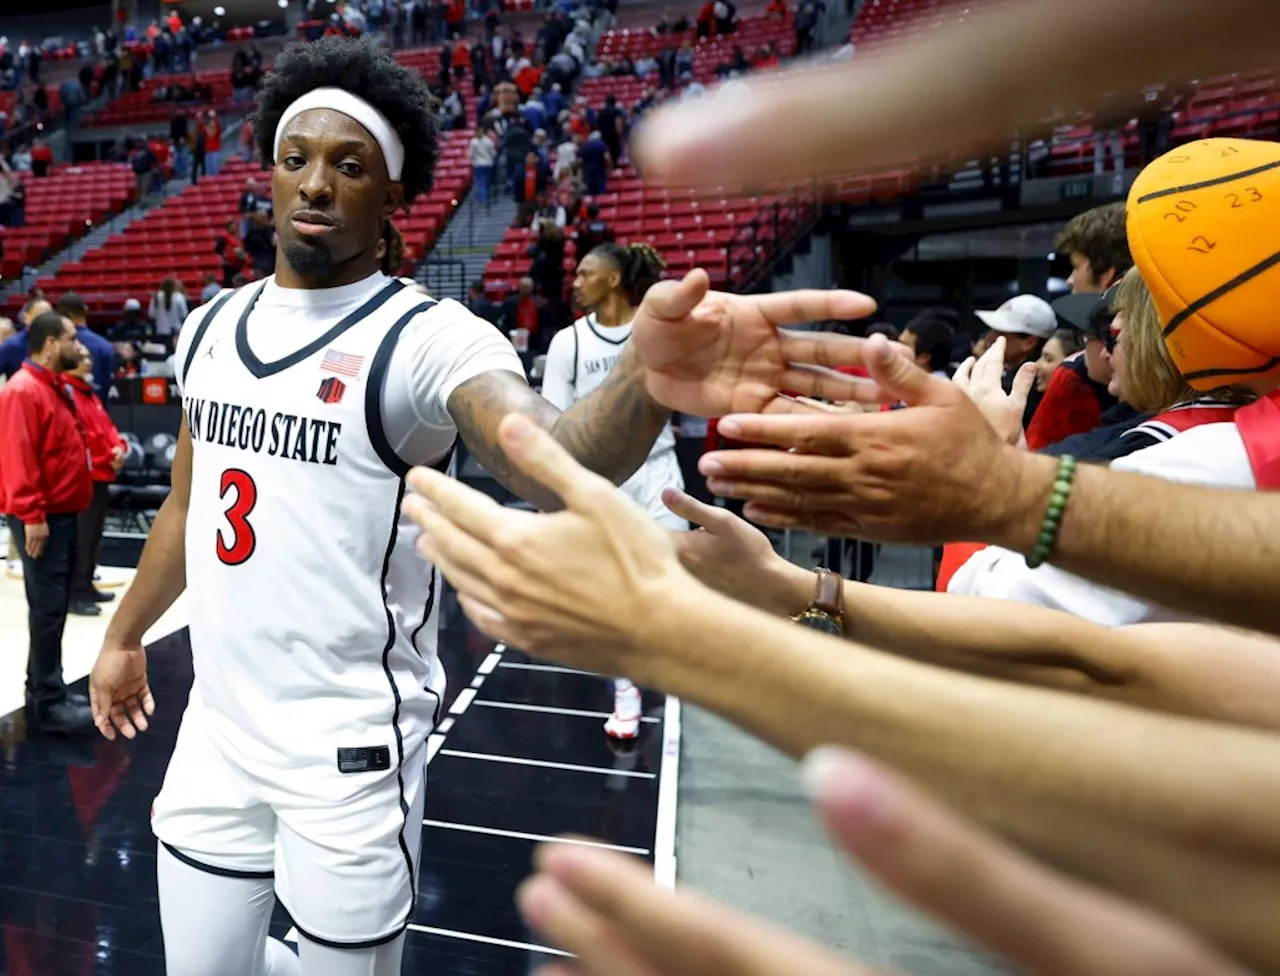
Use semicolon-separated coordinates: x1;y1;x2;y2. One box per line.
273;87;405;181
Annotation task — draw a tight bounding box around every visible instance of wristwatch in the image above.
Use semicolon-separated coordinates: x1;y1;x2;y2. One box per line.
790;568;845;636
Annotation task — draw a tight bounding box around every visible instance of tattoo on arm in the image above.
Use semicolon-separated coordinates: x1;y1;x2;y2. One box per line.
447;344;672;511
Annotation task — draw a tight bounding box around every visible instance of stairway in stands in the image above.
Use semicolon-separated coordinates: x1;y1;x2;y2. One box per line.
417;188;518;304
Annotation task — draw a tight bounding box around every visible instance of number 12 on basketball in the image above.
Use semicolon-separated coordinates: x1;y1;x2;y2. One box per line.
217;468;258;565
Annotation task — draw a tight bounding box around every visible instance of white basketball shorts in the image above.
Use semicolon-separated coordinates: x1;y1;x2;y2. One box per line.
151;698;427;947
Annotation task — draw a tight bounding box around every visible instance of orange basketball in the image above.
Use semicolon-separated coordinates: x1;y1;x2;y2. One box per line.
1126;138;1280;391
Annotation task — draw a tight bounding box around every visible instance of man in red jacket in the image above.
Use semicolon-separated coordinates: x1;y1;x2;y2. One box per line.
65;348;126;616
0;311;95;734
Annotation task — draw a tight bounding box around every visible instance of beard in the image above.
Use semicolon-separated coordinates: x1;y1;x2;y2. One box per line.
282;238;335;279
59;350;84;371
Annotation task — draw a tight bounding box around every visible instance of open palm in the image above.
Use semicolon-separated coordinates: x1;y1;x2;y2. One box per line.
631;270;879;416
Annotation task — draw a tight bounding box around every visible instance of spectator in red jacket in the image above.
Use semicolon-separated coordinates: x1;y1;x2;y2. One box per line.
203;109;224;175
215;217;250;286
65;348;125;615
0;311;94;735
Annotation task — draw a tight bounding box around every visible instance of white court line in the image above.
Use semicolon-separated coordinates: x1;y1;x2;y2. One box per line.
426;733;446;764
497;662;599;677
449;687;477;716
476;651;502;675
422;818;650;855
435;717;455;735
473;699;660;723
407;924;571;958
439;749;656;778
285;924;569;958
469;674;485;688
654;696;682;890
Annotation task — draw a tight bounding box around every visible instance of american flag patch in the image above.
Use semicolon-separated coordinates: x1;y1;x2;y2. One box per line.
321;349;364;377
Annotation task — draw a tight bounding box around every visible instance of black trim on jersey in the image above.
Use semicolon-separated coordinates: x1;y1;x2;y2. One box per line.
292;916;409;951
364;298;456;477
410;564;445;728
235;278;406;378
571;326;579;388
180;289;238;388
378;478;418;929
585;313;632;346
409;565;438;658
161;842;274;880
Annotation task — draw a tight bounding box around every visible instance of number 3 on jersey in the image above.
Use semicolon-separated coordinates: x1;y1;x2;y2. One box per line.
217;468;258;565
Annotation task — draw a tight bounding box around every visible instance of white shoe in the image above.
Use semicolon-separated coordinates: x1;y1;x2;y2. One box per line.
605;685;642;740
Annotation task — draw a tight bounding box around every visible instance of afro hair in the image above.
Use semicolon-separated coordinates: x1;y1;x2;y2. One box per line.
252;35;440;203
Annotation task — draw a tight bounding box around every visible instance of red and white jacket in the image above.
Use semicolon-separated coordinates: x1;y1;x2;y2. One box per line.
65;374;126;484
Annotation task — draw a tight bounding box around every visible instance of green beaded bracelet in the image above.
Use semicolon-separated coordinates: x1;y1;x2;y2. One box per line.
1026;454;1077;569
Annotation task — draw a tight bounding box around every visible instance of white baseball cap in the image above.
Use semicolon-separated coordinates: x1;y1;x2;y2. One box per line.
975;295;1057;340
124;298;142;311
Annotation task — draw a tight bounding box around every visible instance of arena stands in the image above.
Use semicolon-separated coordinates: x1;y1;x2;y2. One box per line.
483;167;817;299
82;71;238;128
0;87;62;122
829;0;1280;199
11;161;266;323
0;163;136;282
398;130;472;265
6;136;470;323
580;13;795;108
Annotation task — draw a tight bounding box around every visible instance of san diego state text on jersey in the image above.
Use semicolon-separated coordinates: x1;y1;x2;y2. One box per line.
184;395;343;467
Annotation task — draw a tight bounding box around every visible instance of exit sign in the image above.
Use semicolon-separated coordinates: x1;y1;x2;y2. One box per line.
1061;177;1094;200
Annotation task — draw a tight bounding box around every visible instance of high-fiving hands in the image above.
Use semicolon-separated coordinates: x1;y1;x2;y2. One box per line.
661;488;810;617
517;748;1247;976
629;270;887;416
697;334;1049;545
404;414;695;680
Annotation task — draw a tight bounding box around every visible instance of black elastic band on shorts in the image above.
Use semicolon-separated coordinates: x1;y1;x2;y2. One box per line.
291;915;410;950
161;841;274;880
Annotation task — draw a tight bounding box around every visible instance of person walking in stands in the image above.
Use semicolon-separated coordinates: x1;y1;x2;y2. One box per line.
65;347;125;616
468;123;496;205
580;129;611;196
149;276;190;346
203;109;223;176
596;94;626;165
0;311;95;735
191;117;207;185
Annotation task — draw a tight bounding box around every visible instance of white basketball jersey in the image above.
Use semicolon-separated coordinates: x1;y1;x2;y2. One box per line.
176;278;448;796
542;314;684;524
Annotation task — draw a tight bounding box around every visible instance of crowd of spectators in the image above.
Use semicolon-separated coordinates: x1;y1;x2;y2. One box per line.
444;0;794;341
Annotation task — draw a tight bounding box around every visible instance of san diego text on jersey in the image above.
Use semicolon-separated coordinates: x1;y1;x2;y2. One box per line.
184;395;343;467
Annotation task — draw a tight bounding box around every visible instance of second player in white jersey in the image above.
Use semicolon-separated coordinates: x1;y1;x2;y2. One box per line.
543;242;686;742
542;242;687;531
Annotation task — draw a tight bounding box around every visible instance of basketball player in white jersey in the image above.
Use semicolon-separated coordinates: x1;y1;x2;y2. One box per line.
86;35;877;976
542;242;684;740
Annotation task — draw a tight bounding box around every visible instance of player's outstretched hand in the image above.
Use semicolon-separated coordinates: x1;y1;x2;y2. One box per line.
700;333;1044;544
661;488;807;616
404;414;693;679
89;641;155;741
518;747;1249;976
630;270;891;416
